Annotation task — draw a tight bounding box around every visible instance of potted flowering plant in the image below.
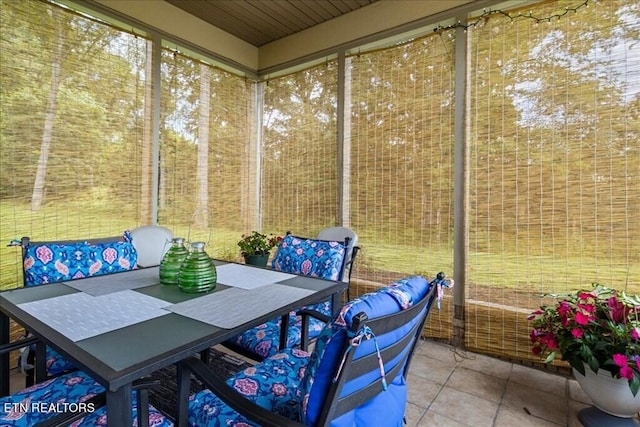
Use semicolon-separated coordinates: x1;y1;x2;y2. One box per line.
237;231;281;266
528;284;640;400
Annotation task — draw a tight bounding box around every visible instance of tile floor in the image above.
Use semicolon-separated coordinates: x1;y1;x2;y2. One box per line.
7;340;640;426
406;339;639;427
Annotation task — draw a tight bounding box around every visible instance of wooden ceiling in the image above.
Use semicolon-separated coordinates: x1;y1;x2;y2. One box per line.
165;0;379;47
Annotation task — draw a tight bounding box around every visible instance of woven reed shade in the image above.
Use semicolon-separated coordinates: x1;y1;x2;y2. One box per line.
465;0;640;362
260;61;339;237
346;34;456;340
0;0;153;291
157;47;257;259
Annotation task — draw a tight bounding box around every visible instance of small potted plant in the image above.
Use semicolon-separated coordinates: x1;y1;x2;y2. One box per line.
528;283;640;417
237;231;282;267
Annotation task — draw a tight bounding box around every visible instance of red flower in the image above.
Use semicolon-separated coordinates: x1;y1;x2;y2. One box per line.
608;296;628;323
575;311;590;326
571;328;583;339
613;353;628;367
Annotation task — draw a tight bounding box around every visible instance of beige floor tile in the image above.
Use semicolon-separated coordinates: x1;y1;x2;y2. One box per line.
429;386;499;427
446;366;507;403
416;410;474;427
409;353;456;383
501;381;567;425
567;378;591;404
407;375;443;407
415;340;460;367
405;402;427;427
457;351;513;380
494;405;563;427
509;364;568;397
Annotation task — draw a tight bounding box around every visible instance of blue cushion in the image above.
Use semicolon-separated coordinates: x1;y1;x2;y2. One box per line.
271;234;346;281
188;348;310;427
23;231;138;287
45;347;77;376
73;392;173;426
228;301;332;359
0;371;104;426
302;276;431;426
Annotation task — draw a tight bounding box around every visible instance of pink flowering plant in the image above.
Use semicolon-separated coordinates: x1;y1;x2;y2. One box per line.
528;284;640;396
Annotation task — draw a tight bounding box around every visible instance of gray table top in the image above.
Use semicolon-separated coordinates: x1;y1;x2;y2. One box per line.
0;260;346;392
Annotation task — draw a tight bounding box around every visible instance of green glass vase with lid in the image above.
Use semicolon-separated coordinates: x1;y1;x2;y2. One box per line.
159;237;189;285
178;241;217;293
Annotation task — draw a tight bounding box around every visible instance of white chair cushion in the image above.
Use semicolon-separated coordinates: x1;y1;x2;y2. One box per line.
130;225;173;267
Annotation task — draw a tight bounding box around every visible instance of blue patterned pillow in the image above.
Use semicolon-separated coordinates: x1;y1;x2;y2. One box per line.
271;234;346;281
23;232;138;287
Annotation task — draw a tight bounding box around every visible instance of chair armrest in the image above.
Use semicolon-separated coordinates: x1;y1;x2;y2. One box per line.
296;308;330;324
178;356;305;427
297;308;330;351
0;335;38;355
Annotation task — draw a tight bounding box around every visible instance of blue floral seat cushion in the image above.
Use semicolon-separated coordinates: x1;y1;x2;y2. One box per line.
46;347;77;376
71;392;172;427
227;234;347;359
227;300;331;359
0;370;172;427
23;231;138;287
188;347;310;427
0;370;104;427
271;234;347;282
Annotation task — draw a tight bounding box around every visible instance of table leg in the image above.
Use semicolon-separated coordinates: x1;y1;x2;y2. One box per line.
176;362;191;427
107;383;133;426
35;341;46;383
1;313;9;397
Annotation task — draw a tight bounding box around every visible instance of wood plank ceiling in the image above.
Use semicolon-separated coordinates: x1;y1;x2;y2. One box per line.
165;0;379;47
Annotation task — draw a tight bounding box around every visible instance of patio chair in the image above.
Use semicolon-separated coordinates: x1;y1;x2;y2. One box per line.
316;226;360;289
177;275;437;427
15;232;138;386
0;368;172;427
222;232;350;360
130;225;173;267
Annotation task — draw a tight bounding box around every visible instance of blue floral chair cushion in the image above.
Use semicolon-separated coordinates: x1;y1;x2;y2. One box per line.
22;231;138;287
226;300;331;359
188;347;310;427
0;370;172;427
271;234;347;281
0;370;104;427
71;392;172;427
189;276;432;427
46;347;77;376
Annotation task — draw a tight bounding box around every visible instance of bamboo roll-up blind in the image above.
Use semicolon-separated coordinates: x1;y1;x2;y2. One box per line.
0;0;152;291
157;47;257;260
346;33;456;339
466;0;640;361
260;61;339;238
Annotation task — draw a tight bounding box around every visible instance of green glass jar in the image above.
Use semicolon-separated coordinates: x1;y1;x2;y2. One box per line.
159;237;189;285
178;241;217;293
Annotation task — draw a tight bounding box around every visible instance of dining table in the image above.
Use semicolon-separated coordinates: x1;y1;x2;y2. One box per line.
0;259;347;425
